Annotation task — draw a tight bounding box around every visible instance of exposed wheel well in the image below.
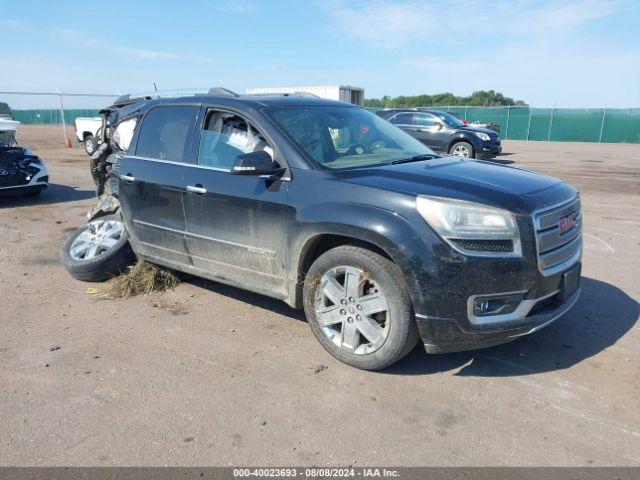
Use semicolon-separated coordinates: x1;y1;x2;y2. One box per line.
295;234;393;308
83;132;93;140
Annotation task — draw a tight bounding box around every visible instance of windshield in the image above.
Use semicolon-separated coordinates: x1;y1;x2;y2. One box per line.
266;105;435;170
434;111;466;128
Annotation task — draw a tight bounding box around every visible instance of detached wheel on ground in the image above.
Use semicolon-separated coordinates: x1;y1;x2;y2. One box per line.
303;245;419;370
83;134;96;155
60;213;135;281
450;141;474;158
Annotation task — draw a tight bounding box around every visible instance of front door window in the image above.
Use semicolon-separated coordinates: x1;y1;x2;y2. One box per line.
198;112;273;170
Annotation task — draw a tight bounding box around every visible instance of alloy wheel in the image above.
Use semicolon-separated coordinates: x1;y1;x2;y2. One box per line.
314;266;390;355
452;145;470;158
69;218;124;261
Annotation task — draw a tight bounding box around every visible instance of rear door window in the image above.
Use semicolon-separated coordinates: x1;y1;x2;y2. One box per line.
136;105;199;163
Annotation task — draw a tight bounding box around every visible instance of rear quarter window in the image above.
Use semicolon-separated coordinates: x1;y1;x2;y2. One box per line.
136;105;199;163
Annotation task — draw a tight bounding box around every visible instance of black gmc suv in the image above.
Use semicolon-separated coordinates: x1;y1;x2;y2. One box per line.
376;108;502;159
61;89;582;370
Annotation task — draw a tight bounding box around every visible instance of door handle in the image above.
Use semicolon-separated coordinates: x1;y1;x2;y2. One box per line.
120;173;135;182
187;184;207;194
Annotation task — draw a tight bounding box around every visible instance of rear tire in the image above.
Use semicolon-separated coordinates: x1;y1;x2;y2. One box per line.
450;141;474;158
60;213;135;282
303;245;419;370
84;134;96;155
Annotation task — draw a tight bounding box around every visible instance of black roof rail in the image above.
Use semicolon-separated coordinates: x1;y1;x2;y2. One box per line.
114;89;221;106
207;87;239;97
112;94;154;107
113;94;132;105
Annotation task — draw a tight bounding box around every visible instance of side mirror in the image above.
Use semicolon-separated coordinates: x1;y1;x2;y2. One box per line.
231;151;285;177
436;122;444;130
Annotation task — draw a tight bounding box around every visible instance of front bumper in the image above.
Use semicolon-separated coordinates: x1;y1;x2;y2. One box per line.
414;260;582;354
0;183;48;195
476;141;502;159
0;163;49;195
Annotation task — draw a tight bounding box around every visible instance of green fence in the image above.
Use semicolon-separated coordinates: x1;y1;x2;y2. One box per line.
12;109;101;126
367;106;640;143
12;106;640;144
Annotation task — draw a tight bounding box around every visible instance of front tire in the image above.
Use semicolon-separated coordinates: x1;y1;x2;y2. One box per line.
450;141;474;158
84;134;96;155
303;246;419;370
60;213;135;281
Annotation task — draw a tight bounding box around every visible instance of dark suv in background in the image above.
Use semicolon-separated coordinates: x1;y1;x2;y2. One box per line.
376;108;502;159
61;89;581;370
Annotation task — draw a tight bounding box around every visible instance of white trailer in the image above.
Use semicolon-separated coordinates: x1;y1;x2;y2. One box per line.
246;85;365;106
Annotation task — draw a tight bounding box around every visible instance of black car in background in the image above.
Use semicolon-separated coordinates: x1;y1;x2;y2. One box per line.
60;90;581;370
376;108;502;159
0;118;49;197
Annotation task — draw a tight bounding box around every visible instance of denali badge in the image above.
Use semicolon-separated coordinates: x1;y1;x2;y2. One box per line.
559;213;577;235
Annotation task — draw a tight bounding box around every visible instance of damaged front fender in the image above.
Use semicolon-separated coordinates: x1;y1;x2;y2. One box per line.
87;192;120;220
87;158;121;220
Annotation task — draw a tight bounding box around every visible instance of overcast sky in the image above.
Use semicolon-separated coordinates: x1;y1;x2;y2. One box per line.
1;0;639;108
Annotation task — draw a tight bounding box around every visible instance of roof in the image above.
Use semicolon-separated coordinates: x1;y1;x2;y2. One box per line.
109;87;358;113
143;93;355;109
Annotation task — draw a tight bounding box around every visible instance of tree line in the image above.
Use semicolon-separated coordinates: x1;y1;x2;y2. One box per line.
364;90;527;108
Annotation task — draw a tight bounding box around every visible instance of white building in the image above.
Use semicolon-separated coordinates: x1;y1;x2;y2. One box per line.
246;85;365;106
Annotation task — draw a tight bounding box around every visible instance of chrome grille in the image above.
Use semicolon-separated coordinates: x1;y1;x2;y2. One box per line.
539;236;582;270
537;213;582;251
534;197;582;274
536;198;581;230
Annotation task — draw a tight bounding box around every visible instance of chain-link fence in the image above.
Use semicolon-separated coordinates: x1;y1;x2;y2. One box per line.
4;91;640;144
11;109;102;125
367;106;640;143
1;91;119;146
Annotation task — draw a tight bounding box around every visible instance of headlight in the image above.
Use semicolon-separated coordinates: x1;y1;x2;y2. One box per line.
474;131;491;141
416;196;521;255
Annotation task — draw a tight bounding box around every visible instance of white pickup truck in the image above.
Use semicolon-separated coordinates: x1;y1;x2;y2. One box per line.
73;117;102;155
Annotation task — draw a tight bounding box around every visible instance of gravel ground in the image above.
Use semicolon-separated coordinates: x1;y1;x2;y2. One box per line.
1;125;639;466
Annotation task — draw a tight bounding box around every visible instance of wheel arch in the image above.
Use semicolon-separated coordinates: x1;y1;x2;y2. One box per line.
446;134;477;153
292;230;398;308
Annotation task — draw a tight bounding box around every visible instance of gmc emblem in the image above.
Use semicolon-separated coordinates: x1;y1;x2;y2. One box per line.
559;213;577;235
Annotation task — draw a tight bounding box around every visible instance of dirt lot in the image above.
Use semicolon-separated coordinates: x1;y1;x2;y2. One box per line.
2;125;639;466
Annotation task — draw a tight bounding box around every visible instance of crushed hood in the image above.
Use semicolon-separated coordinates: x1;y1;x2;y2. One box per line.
0;146;39;167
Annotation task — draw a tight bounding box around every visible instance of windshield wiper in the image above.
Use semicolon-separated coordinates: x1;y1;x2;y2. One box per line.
389;154;440;165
